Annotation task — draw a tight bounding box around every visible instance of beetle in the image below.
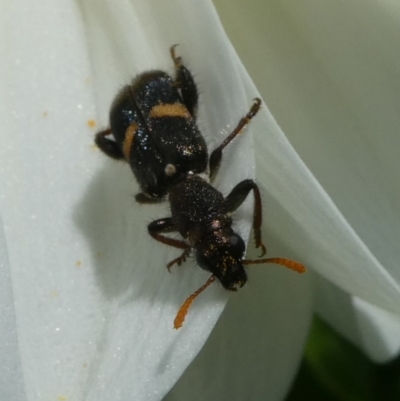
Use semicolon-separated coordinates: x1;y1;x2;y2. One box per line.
95;45;208;202
95;46;306;328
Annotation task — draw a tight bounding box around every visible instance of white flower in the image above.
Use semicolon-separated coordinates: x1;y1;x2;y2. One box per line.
0;1;399;400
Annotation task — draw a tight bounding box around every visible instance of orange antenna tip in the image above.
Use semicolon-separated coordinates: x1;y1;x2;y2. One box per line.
174;275;216;329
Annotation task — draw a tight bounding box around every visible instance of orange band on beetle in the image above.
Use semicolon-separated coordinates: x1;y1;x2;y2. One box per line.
123;122;138;159
149;103;191;119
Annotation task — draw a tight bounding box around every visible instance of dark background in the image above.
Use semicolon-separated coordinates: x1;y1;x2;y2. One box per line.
287;317;400;401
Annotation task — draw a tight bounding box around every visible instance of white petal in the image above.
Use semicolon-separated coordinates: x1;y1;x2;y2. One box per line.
0;219;27;400
314;273;400;363
166;262;313;401
214;0;400;315
1;0;287;400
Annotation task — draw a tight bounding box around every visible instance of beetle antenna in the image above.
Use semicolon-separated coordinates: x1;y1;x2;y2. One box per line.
174;275;216;329
242;257;306;273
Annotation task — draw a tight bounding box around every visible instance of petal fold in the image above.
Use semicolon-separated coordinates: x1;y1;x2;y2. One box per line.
0;219;27;401
214;0;400;317
314;274;400;363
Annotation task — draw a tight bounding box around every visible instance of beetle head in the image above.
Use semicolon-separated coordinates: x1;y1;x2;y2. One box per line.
196;231;247;291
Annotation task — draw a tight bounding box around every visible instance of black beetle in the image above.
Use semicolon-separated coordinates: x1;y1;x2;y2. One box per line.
95;46;306;328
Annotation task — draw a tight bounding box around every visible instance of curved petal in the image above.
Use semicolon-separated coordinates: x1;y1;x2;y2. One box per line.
166;259;313;401
314;273;400;363
214;0;400;315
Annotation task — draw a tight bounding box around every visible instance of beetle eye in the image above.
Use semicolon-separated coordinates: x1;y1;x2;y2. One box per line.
229;234;245;256
230;234;239;246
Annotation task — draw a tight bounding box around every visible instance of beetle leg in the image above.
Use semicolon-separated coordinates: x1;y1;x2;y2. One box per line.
95;128;125;160
225;179;266;257
170;45;198;118
135;193;163;204
209;98;261;180
148;218;191;269
166;248;191;271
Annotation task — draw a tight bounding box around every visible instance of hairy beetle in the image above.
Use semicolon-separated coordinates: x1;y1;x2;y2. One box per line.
95;46;306;328
95;46;207;202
